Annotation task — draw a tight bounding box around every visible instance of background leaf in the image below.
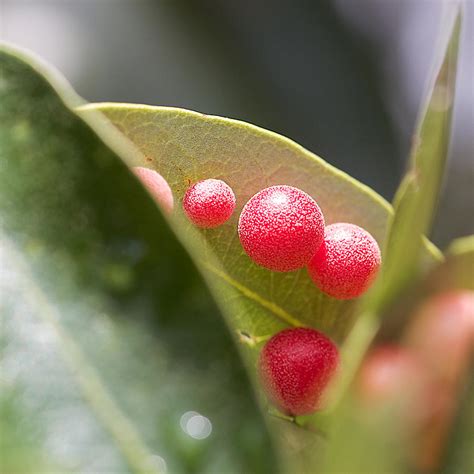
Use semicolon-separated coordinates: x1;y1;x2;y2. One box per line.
368;4;461;311
0;45;276;474
335;3;462;397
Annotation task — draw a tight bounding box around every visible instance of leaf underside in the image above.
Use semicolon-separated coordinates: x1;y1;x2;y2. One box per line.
81;103;440;358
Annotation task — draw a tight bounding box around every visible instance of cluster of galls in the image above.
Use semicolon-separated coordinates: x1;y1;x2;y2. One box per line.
133;168;382;416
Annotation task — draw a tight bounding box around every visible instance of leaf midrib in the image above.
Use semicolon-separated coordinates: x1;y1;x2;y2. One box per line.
202;261;303;329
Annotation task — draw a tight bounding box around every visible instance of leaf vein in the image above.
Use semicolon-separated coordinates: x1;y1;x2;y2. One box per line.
202;261;303;328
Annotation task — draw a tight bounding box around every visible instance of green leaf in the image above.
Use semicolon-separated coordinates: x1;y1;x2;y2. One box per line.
0;44;276;473
334;2;462;399
81;77;438;460
78;104;439;355
372;4;461;310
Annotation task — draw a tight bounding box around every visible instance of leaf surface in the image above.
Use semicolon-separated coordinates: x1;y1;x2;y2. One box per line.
80;104;439;357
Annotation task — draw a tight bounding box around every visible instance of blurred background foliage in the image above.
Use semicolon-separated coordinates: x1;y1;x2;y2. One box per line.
1;0;472;247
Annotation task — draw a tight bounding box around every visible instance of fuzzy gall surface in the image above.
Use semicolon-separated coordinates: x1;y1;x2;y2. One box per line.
183;179;236;228
308;223;381;299
259;327;340;416
238;185;325;272
132;167;174;214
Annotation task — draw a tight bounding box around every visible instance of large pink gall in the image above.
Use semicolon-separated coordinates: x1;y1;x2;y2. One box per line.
238;185;325;272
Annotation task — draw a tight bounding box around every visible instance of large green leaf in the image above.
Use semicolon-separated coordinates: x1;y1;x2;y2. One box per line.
79;104;439;358
0;44;276;473
81;80;438;460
